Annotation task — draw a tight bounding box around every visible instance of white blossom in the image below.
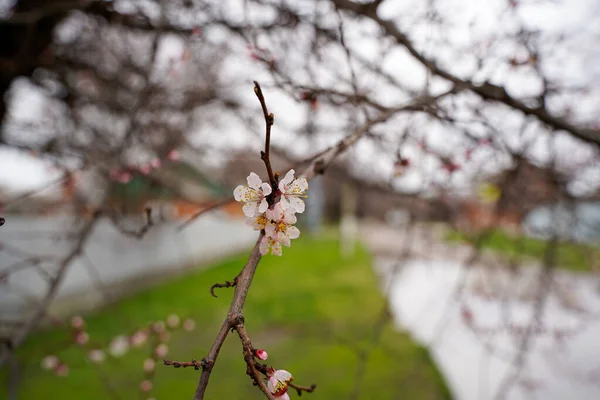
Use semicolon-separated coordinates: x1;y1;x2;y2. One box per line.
278;169;308;213
234;172;272;217
268;369;293;399
265;203;300;247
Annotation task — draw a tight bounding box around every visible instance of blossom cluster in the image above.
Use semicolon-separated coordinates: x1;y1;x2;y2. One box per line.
40;313;195;393
234;169;308;256
253;349;294;399
110;149;180;184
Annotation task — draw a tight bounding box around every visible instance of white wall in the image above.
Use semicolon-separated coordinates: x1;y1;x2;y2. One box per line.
0;212;257;319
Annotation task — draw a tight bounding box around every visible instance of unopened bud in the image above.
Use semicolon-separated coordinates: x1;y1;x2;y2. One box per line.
254;349;268;361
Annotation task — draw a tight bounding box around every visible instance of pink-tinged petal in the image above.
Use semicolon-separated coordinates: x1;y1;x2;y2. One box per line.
273;203;284;220
247;172;262;189
279;169;295;189
265;207;275;220
259;236;270;255
288;196;305;213
245;217;256;227
273;370;293;382
282;169;296;185
267;376;277;393
278;393;290;400
260;182;272;196
287;225;300;239
272;241;282;256
277;231;291;247
258;198;269;214
234;185;246;201
279;196;292;210
242;202;258;217
265;223;276;237
282;210;297;224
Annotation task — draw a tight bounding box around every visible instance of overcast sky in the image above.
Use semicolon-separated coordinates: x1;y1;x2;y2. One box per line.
1;0;599;198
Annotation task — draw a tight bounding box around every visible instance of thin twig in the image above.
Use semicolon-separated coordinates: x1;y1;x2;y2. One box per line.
253;81;276;185
0;211;100;367
210;278;238;298
163;359;206;370
289;382;317;396
108;207;154;239
233;321;276;400
193;236;265;399
177;198;233;232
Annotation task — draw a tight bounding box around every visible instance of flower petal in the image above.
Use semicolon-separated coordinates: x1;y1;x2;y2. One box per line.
279;393;290;400
277;231;291;247
260;182;272;196
265;207;274;220
258;198;269;214
282;210;297;224
279;169;295;189
252;215;267;230
287;225;300;239
272;241;282;256
273;202;284;221
293;177;308;192
259;236;270;255
288;196;305;213
279;196;291;210
267;376;277;393
265;223;276;238
242;202;258;217
273;370;293;382
247;172;262;189
233;185;246;201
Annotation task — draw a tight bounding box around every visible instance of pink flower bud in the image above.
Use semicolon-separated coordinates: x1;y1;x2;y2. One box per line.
140;380;153;392
167;150;180;161
150;159;161;169
130;330;148;347
41;355;59;370
56;363;69;377
75;332;89;345
254;349;268;361
155;344;169;358
109;335;129;357
152;321;166;333
71;315;84;329
166;314;180;328
144;358;156;373
88;349;105;364
183;319;195;332
139;165;152;175
118;171;132;183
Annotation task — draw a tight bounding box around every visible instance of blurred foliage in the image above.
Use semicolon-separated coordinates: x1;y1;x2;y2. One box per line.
12;233;450;399
446;229;600;273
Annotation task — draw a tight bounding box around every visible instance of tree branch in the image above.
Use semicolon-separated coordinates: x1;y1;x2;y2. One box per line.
331;0;600;147
254;81;276;185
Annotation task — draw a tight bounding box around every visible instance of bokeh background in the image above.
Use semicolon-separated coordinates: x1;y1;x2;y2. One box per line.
1;0;600;399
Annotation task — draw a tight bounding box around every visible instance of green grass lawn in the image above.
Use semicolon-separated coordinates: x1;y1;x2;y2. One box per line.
11;233;450;400
446;229;599;272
